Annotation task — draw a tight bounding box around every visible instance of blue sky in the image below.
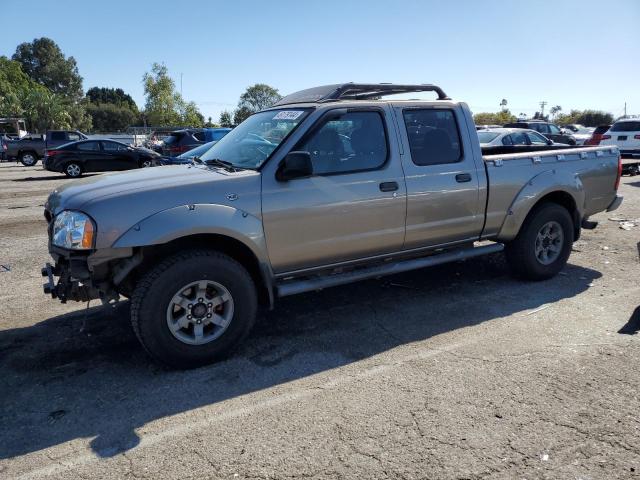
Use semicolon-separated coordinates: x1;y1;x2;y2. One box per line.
2;0;639;121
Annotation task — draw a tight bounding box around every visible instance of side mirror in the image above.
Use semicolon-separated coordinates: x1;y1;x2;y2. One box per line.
547;139;553;145
276;151;313;181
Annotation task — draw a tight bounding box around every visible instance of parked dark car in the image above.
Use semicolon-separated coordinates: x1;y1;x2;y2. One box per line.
5;130;87;166
161;128;231;156
158;140;217;165
504;120;576;145
584;125;612;146
43;139;160;177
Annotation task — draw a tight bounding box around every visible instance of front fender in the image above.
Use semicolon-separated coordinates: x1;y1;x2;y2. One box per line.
112;203;269;265
496;169;585;241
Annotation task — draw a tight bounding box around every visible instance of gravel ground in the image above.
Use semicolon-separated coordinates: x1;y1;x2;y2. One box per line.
0;162;639;480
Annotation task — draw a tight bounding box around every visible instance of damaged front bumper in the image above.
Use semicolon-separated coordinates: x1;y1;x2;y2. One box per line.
42;244;140;304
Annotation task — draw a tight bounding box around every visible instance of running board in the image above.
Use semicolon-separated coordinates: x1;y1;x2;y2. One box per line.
276;243;505;297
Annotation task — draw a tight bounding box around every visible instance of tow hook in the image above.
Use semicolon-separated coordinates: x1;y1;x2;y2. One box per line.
42;262;58;298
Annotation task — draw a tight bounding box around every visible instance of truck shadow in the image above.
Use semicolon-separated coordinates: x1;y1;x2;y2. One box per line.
0;255;601;460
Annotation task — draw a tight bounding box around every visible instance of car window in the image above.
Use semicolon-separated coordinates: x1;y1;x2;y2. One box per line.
193;131;206;141
501;135;513;145
510;132;528;145
102;141;127;151
477;131;500;143
611;121;640;132
77;141;100;151
548;124;561;134
527;131;549;145
295;111;388;175
68;133;81;141
211;130;229;141
50;132;65;141
403;109;462;166
534;123;550;134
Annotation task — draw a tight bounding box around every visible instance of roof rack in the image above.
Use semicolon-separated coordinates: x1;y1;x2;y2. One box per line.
273;83;450;106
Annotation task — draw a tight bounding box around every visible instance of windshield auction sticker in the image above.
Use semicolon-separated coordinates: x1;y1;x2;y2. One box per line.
273;111;303;120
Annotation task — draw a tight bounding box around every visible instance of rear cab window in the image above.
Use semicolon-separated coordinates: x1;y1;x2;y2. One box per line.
402;109;462;165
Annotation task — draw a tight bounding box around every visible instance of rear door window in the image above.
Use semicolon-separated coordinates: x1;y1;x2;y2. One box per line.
402;109;462;166
77;141;100;151
49;132;65;141
510;132;528;145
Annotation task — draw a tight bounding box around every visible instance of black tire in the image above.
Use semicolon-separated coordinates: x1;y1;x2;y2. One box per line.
505;202;573;280
131;250;257;368
64;162;82;178
19;151;38;167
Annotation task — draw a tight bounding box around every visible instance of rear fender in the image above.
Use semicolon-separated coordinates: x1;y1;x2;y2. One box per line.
496;169;584;241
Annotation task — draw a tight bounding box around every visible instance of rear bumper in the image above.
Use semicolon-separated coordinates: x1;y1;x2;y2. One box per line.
606;195;623;212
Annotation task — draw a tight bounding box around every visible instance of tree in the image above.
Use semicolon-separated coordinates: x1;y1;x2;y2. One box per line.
237;84;282;112
86;87;138;112
142;63;204;127
22;89;72;132
233;106;253;125
12;37;83;100
232;84;281;124
549;105;562;120
473;109;517;126
554;109;613;127
85;86;140;132
219;110;233;127
0;56;39;117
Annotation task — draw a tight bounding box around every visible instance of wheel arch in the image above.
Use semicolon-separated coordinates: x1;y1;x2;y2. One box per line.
496;173;584;243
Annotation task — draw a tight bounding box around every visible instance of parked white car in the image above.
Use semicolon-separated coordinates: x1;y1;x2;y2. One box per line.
477;128;559;147
600;118;640;158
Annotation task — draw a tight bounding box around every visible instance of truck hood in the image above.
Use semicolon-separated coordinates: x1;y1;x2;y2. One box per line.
46;165;262;248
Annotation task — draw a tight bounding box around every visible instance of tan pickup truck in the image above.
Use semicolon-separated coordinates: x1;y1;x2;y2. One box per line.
42;83;623;368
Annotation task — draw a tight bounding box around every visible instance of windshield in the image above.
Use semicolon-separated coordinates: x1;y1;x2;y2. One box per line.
477;131;500;143
178;141;216;159
199;108;310;168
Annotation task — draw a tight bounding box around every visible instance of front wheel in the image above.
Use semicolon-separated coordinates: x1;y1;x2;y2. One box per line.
505;203;573;280
131;250;257;368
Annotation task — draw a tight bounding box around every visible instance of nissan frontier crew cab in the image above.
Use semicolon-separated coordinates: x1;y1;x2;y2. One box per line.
42;83;623;368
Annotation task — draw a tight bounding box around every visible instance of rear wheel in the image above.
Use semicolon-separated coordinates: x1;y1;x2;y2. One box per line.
505;203;573;280
19;151;38;166
131;250;257;368
64;162;82;177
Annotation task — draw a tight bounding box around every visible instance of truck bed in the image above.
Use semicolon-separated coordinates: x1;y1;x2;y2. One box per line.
481;145;620;241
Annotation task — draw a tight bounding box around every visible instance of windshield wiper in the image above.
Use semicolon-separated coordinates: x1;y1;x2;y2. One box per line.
190;156;204;165
204;158;245;171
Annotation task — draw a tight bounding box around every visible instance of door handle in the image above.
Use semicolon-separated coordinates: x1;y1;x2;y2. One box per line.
455;173;472;183
379;181;399;192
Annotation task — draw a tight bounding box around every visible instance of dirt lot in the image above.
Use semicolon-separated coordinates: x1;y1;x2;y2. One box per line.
0;161;639;479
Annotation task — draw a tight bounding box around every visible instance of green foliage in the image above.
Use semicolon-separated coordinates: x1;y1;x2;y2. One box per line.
22;89;72;132
142;63;204;127
473;109;517;126
233;84;281;124
0;56;40;116
233;106;252;125
85;103;137;132
12;37;83;100
555;109;614;127
85;87;139;132
86;87;138;112
219;110;233;127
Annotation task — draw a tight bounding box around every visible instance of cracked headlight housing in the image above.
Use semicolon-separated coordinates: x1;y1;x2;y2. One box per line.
52;211;95;250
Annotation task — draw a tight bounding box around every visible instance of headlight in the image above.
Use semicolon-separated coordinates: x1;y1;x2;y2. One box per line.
52;211;95;250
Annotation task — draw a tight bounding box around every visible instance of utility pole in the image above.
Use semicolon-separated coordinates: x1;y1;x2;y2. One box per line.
539;101;547;118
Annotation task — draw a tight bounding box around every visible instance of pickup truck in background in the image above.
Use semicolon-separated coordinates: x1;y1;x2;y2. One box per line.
41;83;623;368
6;130;87;166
